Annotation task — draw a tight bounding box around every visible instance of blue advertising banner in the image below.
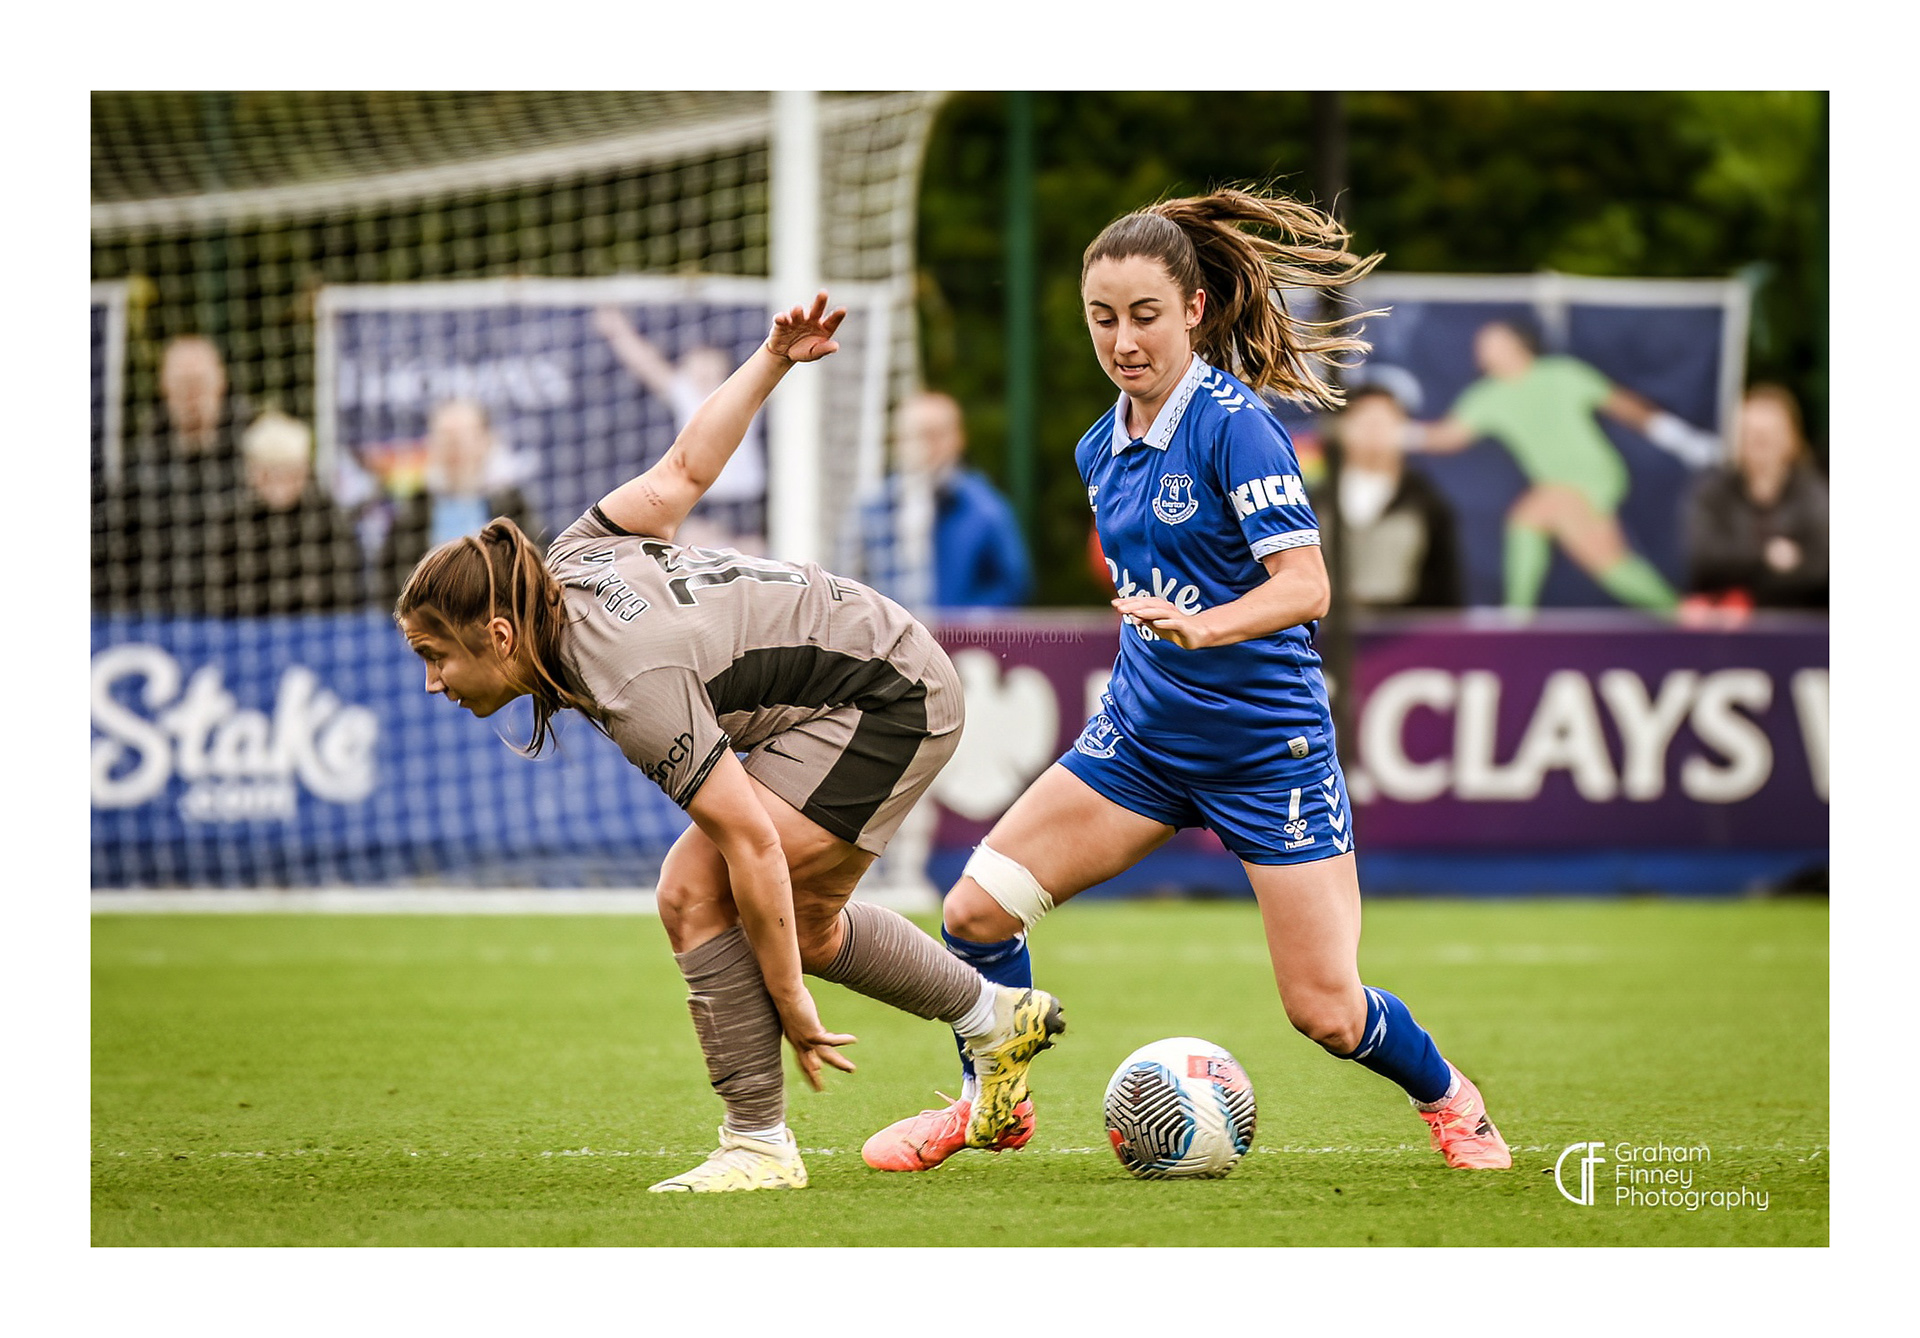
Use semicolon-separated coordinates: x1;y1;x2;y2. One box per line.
92;610;1824;892
90;613;689;887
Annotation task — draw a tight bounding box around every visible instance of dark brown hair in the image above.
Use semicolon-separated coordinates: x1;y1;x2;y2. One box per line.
395;517;604;755
1082;186;1385;410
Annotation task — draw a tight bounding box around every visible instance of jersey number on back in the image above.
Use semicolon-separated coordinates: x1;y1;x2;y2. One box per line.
641;540;810;607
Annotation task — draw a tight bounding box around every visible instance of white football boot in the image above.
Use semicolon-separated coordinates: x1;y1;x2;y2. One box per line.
648;1126;810;1193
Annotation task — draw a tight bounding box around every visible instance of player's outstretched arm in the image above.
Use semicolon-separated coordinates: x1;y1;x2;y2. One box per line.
1600;385;1721;468
592;305;678;397
596;292;847;541
684;749;857;1090
1403;417;1477;454
1112;546;1331;650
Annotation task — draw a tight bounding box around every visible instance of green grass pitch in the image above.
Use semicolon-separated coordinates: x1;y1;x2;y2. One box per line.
92;899;1826;1246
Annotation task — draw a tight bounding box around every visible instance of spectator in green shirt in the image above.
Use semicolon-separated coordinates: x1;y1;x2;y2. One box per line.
1408;319;1720;611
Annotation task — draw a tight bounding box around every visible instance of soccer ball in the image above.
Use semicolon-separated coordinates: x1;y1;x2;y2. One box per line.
1103;1036;1257;1180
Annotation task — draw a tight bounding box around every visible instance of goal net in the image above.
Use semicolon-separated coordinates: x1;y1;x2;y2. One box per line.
90;91;941;889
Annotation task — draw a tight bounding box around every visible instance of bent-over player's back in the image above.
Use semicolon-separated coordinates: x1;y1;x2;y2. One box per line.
544;505;940;803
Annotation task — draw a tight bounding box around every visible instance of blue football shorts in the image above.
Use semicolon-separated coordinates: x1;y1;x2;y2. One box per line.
1056;703;1355;866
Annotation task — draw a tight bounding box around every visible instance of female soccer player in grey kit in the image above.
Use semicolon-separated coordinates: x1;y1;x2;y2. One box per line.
396;294;1062;1193
864;191;1513;1175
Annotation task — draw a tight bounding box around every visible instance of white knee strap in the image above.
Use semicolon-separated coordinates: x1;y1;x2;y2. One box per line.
962;841;1054;932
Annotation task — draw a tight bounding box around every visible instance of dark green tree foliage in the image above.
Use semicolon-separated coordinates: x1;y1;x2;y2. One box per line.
916;91;1826;606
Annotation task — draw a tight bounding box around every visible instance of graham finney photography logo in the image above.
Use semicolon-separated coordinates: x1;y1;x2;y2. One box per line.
1554;1139;1768;1212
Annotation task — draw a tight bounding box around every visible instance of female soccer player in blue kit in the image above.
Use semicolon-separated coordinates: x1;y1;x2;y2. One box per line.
864;188;1512;1173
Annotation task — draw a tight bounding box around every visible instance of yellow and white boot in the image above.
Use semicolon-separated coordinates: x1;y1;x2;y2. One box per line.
648;1126;810;1193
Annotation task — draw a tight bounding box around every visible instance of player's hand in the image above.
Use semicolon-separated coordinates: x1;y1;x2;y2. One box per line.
774;987;857;1091
766;292;847;364
591;305;635;342
1112;595;1217;650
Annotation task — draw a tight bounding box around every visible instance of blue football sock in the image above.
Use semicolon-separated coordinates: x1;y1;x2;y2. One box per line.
1338;985;1454;1105
940;925;1033;1082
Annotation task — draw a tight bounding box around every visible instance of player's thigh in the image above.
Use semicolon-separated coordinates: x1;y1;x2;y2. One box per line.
1508;482;1591;530
1242;852;1367;1047
656;824;739;954
970;762;1177;907
1514;483;1627;565
657;774;867;957
1555;499;1631;570
791;847;879;971
743;772;873;961
741;771;852;881
1505;483;1559;530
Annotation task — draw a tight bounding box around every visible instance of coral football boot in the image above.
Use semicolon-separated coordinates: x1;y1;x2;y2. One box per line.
1415;1064;1513;1170
861;1095;1036;1172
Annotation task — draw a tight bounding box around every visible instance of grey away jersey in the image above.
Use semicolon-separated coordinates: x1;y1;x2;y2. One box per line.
546;506;952;806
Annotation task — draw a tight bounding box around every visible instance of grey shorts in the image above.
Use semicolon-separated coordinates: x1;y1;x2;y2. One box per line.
741;634;963;857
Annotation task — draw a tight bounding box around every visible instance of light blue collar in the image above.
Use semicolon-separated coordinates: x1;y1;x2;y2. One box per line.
1111;354;1209;456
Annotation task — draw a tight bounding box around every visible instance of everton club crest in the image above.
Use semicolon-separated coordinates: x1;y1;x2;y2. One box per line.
1073;711;1121;759
1152;473;1199;525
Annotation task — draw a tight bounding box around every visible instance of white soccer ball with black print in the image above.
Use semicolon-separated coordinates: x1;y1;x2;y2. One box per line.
1103;1037;1257;1180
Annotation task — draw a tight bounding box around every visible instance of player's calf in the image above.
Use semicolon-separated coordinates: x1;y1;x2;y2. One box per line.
1330;985;1453;1104
1322;985;1513;1170
810;900;994;1025
1280;984;1367;1056
676;925;787;1137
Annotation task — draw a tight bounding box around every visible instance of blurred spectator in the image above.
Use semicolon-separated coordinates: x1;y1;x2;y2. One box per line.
1686;385;1828;609
1318;386;1462;610
593;306;765;552
1410;319;1719;611
842;391;1032;610
213;412;364;617
94;335;248;614
375;400;538;605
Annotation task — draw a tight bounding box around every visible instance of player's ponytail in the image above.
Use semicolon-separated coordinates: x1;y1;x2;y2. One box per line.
395;517;605;756
1082;186;1385;410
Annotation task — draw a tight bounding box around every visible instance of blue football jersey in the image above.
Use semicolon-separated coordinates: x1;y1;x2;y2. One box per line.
1078;354;1333;776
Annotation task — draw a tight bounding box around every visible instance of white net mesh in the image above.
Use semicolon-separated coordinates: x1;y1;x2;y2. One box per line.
90;91;941;888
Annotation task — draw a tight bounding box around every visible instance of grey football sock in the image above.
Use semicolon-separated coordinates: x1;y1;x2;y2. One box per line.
675;925;786;1135
813;901;986;1023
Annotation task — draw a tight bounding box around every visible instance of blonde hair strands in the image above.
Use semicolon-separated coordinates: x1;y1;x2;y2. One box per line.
1083;187;1386;410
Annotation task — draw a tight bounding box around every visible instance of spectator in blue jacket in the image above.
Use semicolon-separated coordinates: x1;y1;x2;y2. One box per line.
843;391;1032;611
